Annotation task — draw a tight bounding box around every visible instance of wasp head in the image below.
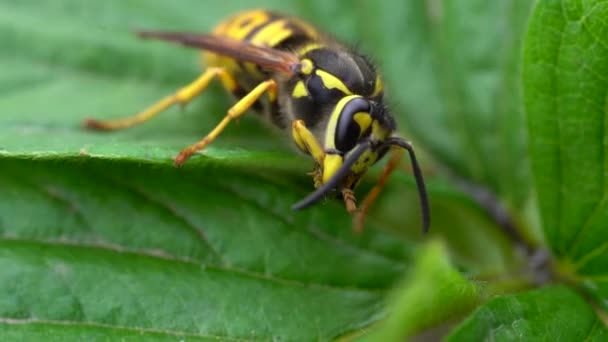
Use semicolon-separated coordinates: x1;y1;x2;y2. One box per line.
287;45;429;232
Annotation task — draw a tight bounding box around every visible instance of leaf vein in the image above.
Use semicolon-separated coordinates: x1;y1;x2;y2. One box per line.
52;262;88;322
0;317;252;341
218;181;407;267
550;0;566;253
581;2;608;52
582;317;601;342
565;86;608;260
0;170;98;239
573;237;608;271
94;172;227;265
0;237;384;293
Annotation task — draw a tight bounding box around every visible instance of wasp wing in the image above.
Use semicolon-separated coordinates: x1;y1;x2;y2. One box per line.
136;31;300;75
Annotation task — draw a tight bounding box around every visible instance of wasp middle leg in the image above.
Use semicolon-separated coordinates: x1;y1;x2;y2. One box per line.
292;119;326;187
174;79;278;165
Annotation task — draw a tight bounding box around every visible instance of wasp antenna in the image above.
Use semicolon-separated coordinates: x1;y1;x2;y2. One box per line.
292;140;372;211
384;138;430;233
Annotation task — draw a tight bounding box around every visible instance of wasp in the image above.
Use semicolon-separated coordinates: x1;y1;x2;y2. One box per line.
85;9;430;233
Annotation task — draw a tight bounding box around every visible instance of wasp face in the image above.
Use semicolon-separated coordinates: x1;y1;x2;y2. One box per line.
285;46;393;193
322;95;395;186
287;45;428;233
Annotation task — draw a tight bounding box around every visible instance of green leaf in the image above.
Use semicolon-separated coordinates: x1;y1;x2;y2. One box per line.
0;1;418;340
447;285;608;341
0;321;218;342
0;1;424;339
1;157;414;340
0;0;540;340
358;240;480;341
1;0;521;268
523;0;608;304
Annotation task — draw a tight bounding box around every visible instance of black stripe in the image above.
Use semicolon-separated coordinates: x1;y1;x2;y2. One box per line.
236;14;280;74
242;13;281;44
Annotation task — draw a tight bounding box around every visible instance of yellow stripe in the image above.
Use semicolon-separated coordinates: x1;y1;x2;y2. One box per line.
297;43;323;56
299;59;314;75
353;112;372;134
292;81;308;98
316;69;352;95
242;18;293;77
372;121;391;139
350;150;377;174
250;19;292;46
219;10;271;41
322;154;343;184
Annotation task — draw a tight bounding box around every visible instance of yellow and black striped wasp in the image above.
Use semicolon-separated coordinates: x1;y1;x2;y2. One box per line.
85;9;430;233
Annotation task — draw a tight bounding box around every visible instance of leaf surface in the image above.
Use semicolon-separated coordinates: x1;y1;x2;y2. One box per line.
523;0;608;305
447;286;608;341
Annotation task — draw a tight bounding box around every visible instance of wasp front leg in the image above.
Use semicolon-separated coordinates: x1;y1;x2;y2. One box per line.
292;120;360;213
292;119;325;187
292;120;324;164
174;79;278;165
85;67;239;130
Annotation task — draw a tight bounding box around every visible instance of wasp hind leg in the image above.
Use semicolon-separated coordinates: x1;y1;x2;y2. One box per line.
84;67;239;130
353;149;403;233
174;79;278;165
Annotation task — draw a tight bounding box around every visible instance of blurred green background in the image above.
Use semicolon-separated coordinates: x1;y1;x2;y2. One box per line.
1;0;607;340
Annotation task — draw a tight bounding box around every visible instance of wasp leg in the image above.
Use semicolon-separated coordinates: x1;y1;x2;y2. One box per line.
292;119;325;187
174;79;278;165
353;149;403;233
291;120;325;164
341;188;357;214
84;67;238;130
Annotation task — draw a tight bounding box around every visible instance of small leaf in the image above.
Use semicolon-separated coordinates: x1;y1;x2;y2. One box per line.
0;157;412;340
447;285;608;341
523;0;608;304
358;240;480;341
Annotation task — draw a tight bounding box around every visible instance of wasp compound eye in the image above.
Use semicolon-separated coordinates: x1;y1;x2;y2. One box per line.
335;97;371;152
